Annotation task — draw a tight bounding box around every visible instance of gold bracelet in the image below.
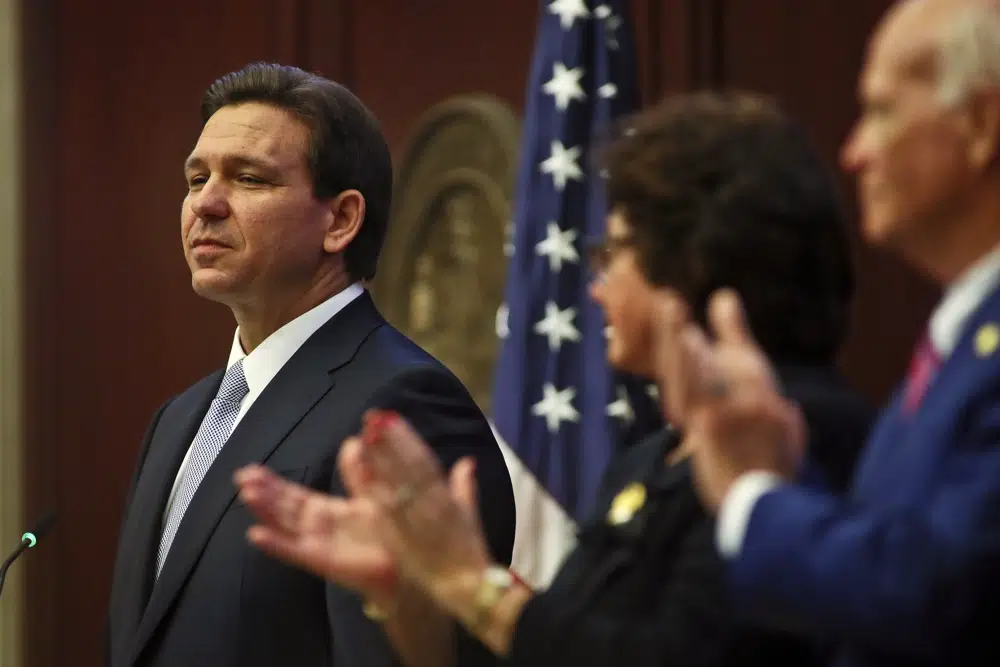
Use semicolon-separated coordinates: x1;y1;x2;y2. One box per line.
470;566;516;630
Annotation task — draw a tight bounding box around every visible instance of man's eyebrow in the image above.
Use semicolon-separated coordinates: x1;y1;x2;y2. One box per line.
183;154;280;173
183;155;205;173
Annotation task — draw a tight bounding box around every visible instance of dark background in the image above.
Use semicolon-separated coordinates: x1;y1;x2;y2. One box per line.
18;1;935;665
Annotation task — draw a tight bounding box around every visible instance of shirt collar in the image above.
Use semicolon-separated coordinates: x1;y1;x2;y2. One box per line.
226;282;365;396
929;244;1000;357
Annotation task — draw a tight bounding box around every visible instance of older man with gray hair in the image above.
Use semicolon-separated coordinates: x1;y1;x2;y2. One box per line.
652;1;1000;665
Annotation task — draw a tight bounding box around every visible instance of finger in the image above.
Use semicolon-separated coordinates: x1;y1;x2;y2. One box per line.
240;470;312;535
449;457;482;531
233;463;269;487
237;468;290;529
651;292;696;422
362;411;444;494
338;437;373;497
247;525;341;581
667;324;716;423
707;288;756;346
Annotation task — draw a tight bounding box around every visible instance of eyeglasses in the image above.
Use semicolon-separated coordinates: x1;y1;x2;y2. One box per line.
586;234;637;277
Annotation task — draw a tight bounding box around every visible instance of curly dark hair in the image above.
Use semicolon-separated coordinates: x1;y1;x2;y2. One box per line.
601;91;855;365
201;62;393;282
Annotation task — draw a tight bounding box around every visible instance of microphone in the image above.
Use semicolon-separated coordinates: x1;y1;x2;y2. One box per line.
0;512;56;598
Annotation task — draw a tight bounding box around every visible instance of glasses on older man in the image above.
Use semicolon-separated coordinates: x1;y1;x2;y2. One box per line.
586;234;638;277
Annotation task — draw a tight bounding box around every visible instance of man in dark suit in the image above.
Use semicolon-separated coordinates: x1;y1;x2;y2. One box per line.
105;62;516;667
656;1;1000;666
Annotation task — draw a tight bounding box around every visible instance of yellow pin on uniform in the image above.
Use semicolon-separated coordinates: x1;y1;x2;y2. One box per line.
608;482;646;525
975;323;1000;357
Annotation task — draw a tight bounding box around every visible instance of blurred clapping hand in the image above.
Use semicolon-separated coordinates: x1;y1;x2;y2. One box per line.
651;288;807;511
235;410;496;626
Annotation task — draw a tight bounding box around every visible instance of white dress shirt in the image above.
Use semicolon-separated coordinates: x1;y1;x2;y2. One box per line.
716;244;1000;557
160;282;365;525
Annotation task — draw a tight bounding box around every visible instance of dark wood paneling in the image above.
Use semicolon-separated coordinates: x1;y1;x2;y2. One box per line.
721;0;939;402
633;0;726;98
302;0;357;86
347;0;538;153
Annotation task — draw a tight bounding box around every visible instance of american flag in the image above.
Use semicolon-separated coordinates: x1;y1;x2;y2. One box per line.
491;0;661;588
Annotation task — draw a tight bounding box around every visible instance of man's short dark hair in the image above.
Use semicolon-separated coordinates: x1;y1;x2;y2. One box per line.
602;91;855;365
201;62;393;282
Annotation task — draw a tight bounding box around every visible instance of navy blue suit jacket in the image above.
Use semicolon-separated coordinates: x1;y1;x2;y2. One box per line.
728;284;1000;666
106;293;516;667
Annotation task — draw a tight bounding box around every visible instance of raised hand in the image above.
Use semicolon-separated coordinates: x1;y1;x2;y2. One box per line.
652;288;782;425
234;462;397;606
346;410;494;616
652;289;806;511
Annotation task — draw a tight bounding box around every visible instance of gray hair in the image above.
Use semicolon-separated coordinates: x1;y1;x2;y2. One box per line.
937;2;1000;104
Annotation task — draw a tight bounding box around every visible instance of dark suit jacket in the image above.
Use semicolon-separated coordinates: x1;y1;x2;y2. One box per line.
506;365;873;667
728;284;1000;667
106;292;516;667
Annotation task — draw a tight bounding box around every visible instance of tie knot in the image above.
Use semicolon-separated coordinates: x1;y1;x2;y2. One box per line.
217;359;249;405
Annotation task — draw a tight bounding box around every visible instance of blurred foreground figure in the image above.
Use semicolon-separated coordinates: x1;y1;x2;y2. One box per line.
654;1;1000;666
237;91;874;667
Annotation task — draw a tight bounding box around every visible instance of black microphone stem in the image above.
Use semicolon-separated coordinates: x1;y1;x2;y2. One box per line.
0;512;56;598
0;537;31;597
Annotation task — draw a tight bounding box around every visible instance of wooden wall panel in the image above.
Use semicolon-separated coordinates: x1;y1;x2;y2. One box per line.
345;0;538;152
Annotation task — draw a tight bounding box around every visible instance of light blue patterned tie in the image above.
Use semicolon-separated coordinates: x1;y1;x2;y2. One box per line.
156;359;249;576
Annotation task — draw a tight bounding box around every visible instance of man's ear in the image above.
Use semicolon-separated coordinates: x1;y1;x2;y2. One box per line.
966;89;1000;172
323;189;366;254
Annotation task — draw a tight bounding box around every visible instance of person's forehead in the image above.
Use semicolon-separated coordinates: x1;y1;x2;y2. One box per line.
861;13;942;96
193;103;308;159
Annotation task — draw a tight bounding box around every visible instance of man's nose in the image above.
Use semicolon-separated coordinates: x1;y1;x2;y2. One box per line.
840;124;869;174
190;179;231;221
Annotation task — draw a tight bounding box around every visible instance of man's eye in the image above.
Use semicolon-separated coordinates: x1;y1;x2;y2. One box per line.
237;174;265;185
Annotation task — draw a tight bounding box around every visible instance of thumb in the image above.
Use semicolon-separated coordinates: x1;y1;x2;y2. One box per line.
449;457;482;530
338;437;371;498
708;288;755;346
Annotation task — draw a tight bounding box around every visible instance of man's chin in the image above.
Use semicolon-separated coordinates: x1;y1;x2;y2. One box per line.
858;208;905;248
191;271;238;303
607;347;647;377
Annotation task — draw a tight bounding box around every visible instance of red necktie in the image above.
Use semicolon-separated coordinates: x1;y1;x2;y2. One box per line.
903;333;941;414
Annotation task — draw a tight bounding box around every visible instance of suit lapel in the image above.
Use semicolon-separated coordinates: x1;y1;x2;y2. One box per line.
915;285;1000;419
128;293;385;666
108;373;220;666
853;284;1000;500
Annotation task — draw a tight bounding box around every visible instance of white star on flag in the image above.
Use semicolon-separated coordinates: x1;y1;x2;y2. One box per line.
598;83;618;99
532;383;580;433
646;384;660;401
535;221;579;272
534;302;582;351
548;0;590;30
543;62;587;110
594;5;622;49
607;385;635;423
496;303;510;339
540;140;583;191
